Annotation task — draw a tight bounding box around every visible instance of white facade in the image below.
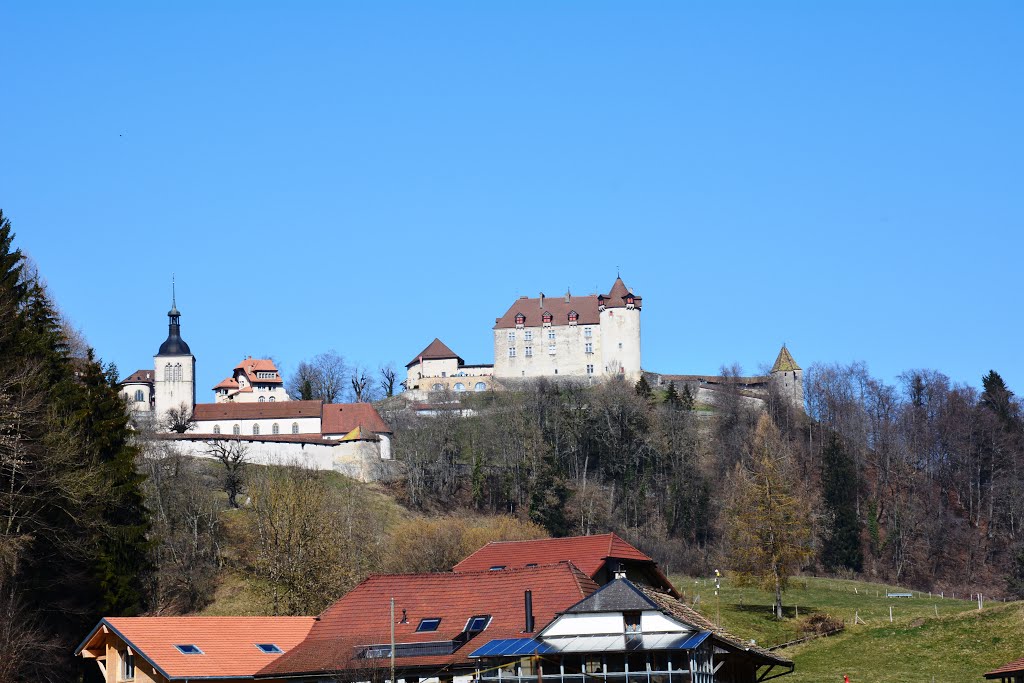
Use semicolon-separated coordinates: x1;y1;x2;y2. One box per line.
154;353;196;419
194;415;322;437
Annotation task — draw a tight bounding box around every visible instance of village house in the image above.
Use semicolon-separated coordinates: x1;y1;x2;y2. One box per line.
77;534;793;683
404;338;494;396
213;357;291;403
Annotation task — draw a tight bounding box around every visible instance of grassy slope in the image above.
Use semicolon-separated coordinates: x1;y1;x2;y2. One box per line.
673;575;1023;683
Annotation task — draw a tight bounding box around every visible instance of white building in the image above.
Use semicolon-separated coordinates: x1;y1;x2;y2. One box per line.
492;276;642;382
213;357;290;403
404;338;494;398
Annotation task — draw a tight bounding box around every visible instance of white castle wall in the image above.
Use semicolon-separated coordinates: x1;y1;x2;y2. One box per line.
492;323;603;380
599;307;641;381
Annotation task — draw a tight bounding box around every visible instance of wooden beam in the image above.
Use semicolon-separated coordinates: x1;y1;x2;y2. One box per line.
96;660;107;678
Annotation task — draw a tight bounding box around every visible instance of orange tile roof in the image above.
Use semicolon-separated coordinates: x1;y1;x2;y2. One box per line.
452;533;652;577
986;655;1024;678
213;377;240;390
77;616;315;680
258;564;599;677
234;357;284;384
321;403;392;435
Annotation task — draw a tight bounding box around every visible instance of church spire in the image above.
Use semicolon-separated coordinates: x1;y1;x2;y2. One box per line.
158;277;191;356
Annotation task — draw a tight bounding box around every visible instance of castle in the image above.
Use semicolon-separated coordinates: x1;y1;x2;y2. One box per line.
406;275;805;410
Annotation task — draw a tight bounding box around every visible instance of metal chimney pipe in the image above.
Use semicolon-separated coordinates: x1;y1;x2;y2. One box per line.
524;590;535;633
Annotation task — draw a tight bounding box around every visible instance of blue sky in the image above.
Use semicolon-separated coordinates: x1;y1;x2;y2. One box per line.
2;2;1022;398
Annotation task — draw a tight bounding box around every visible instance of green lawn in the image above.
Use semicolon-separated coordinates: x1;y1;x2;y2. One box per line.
672;574;1022;682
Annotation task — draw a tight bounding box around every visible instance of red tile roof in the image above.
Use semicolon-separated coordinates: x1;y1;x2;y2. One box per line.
193;400;324;421
453;533;652;577
213;377;240;390
258;564;599;677
494;278;641;329
234;357;284;384
986;656;1024;678
77;616;315;680
321;403;392;435
120;369;155;385
407;338;463;368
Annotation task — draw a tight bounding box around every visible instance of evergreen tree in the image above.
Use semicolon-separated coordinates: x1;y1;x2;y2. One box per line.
635;376;652;399
820;434;863;572
679;384;695;411
665;381;680;408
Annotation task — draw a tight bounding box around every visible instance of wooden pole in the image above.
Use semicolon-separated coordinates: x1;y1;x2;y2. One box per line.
889;606;893;623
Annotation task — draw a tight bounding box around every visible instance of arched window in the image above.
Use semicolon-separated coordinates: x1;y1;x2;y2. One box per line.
269;396;275;402
253;424;260;435
259;396;266;403
164;363;173;381
134;389;144;402
432;383;443;391
272;423;280;434
454;383;465;392
475;382;487;392
213;425;221;434
291;422;299;434
232;424;240;435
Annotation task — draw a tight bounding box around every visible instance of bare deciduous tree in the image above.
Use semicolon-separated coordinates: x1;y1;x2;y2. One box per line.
205;439;248;508
379;364;398;398
163;402;196;434
286;351;349;403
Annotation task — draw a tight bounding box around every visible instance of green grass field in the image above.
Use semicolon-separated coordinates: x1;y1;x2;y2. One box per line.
673;574;1024;683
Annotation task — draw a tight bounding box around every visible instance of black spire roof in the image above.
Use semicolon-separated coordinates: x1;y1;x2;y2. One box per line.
157;280;191;356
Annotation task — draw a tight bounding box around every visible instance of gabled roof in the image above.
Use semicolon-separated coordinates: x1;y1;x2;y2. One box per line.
234;357;284;384
257;563;599;678
76;616;315;680
637;585;791;667
213;377;239;390
120;369;154;385
321;403;392;435
495;295;601;329
986;655;1024;678
453;533;651;577
771;345;801;372
562;578;658;613
407;338;464;368
193;400;324;421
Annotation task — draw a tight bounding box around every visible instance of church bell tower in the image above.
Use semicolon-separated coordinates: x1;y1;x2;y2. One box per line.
153;280;196;426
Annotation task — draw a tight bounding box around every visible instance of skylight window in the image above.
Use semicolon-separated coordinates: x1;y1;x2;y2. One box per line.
465;615;491;632
175;644;204;655
416;618;442;632
489;565;507;571
256;643;283;654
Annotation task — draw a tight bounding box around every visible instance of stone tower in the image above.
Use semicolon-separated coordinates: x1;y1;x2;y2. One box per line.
153;283;196;426
770;344;803;411
598;276;642;381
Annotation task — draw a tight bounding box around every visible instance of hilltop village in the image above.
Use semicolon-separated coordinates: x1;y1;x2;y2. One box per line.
118;275;802;479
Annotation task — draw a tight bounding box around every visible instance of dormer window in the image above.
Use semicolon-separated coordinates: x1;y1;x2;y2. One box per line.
568;310;578;325
465;615;491;632
624;612;641;633
542;312;553;326
598;296;606;312
626;295;635;309
514;313;526;328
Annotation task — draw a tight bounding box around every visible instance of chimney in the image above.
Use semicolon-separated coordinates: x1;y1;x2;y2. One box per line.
565;289;571;303
539;293;544;309
524;590;535;633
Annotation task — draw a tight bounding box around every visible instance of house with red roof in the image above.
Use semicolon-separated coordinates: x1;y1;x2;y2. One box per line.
213;357;290;404
404;338;494;398
453;533;680;598
986;656;1024;682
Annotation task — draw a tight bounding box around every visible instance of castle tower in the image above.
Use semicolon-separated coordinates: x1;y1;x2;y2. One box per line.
770;344;803;410
598;276;642;381
153;283;196;425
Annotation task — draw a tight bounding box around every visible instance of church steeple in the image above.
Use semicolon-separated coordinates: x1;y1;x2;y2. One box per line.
158;277;191;356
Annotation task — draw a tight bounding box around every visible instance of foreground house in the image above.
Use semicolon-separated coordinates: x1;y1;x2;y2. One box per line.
75;616;315;683
453;533;680;597
986;657;1024;682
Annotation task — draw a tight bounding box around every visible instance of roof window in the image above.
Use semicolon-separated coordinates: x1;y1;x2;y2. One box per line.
489;565;507;571
175;644;204;655
465;615;491;632
256;643;283;653
416;618;442;632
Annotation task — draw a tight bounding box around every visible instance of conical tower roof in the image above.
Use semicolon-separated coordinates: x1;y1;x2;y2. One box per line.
771;345;801;373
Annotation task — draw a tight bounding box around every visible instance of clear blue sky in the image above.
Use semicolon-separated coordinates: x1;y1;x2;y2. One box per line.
2;2;1022;398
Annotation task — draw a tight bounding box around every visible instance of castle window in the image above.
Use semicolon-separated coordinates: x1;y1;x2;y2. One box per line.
292;422;299;434
269;396;275;402
618;342;623;349
548;343;556;355
475;382;486;391
233;425;240;435
525;346;533;357
454;383;465;392
134;389;144;402
272;423;280;434
568;310;578;325
515;313;525;328
585;343;593;354
584;327;592;338
259;396;266;403
542;312;553;325
213;425;221;434
508;347;516;358
507;331;515;342
587;364;594;375
548;329;556;340
626;295;635;309
164;363;173;381
432;383;443;391
524;330;533;341
253;424;259;435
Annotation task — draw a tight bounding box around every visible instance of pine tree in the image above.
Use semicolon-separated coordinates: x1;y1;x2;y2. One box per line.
820;435;863;572
665;381;680;408
679;384;695;411
634;376;652;399
726;414;815;618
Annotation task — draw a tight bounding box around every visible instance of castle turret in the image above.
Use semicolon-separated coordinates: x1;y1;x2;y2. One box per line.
598;276;642;381
153;281;196;426
770;344;803;411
